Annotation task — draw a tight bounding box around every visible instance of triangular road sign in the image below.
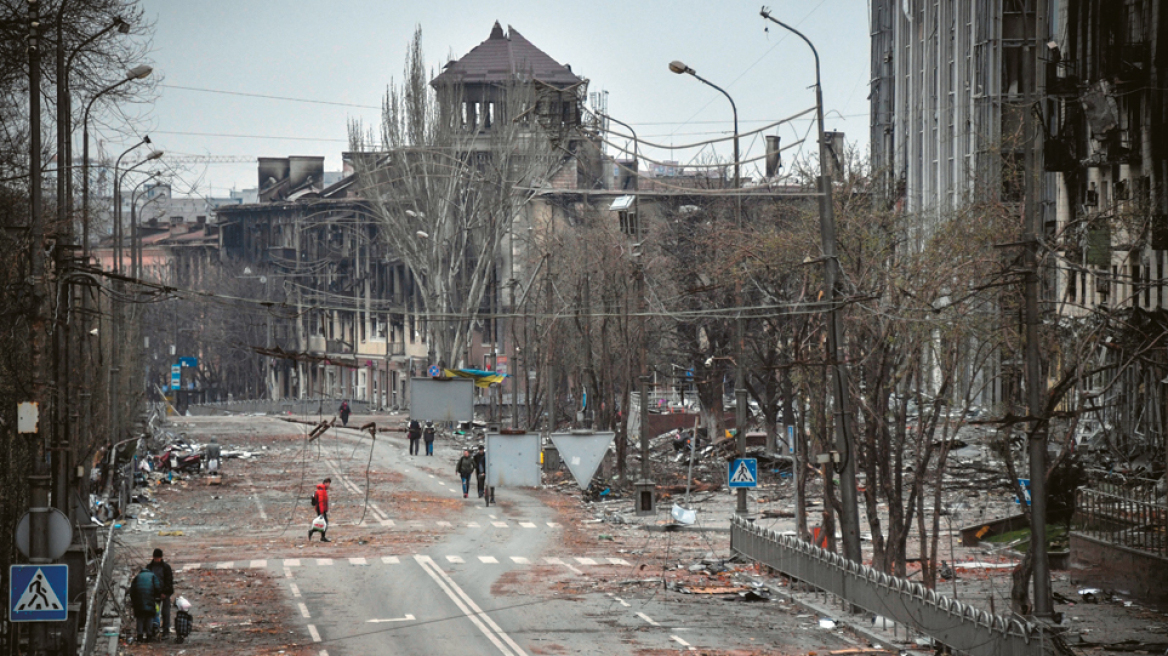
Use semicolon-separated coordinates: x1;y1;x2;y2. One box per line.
14;568;63;613
730;460;756;485
550;432;615;490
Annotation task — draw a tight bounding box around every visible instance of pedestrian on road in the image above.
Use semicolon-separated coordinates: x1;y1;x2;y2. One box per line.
130;565;162;643
407;419;422;456
456;449;475;498
309;478;332;542
339;400;351;427
474;445;487;498
423;421;436;456
146;548;175;637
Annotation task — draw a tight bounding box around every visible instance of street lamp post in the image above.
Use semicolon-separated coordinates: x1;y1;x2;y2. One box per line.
669;60;749;515
81;65;152;258
129;172;162;279
760;7;862;564
116;150;163;274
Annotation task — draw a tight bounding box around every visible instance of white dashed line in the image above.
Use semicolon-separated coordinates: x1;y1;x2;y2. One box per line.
319;651;329;656
215;562;233;569
637;612;660;626
446;555;465;564
381;556;400;564
284;559;301;567
283;568;293;578
379;518;395;526
437;521;452;527
519;522;536;528
181;563;200;571
298;602;311;618
574;557;596;565
349;557;367;565
316;558;334;566
307;624;321;642
290;583;301;598
414;556;526;656
510;556;530;564
671;635;695;650
491;521;508;528
467;522;480;528
607;558;630;566
250;559;267;568
478;556;498;563
546;522;560;528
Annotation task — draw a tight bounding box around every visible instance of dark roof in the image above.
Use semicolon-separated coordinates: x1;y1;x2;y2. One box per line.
430;22;581;88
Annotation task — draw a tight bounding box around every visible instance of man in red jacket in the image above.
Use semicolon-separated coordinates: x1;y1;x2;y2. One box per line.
308;478;331;542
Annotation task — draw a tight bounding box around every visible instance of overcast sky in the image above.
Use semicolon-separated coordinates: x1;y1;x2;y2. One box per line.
132;0;871;198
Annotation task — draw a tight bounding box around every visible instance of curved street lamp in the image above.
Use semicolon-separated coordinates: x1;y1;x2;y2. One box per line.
668;60;739;224
82;65;153;258
114;148;162;274
129;171;163;278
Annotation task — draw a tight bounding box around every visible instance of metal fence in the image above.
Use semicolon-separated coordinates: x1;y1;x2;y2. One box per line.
730;516;1051;656
1075;484;1167;558
79;525;118;655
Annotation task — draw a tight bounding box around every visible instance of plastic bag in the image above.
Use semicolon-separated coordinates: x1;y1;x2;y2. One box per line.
174;596;192;612
312;515;328;531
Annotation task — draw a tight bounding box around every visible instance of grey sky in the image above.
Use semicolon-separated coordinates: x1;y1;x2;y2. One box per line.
136;0;870;197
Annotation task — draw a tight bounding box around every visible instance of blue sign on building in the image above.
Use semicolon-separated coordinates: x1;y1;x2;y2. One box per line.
170;364;181;391
9;564;68;622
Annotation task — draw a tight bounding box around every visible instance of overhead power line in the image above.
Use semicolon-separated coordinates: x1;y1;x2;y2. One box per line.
158;84;381;110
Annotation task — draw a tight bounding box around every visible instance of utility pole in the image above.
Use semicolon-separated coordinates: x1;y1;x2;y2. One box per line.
1023;0;1053;619
760;8;862;563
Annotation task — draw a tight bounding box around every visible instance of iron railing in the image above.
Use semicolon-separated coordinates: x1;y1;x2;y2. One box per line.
730;516;1051;656
79;525;118;655
1075;484;1167;558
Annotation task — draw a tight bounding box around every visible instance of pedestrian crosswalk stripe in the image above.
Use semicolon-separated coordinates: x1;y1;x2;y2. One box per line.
545;557;564;565
381;556;399;564
378;519;395;526
510;556;529;564
284;559;300;567
519;522;536;528
178;554;633;571
445;555;464;563
250;560;267;568
478;556;497;563
466;522;480;528
575;557;596;565
348;557;367;565
491;521;508;527
546;522;560;528
215;562;233;569
607;558;630;566
437;521;452;527
316;558;333;566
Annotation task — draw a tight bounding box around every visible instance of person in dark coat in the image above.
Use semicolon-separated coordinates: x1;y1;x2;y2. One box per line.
473;445;487;498
129;566;162;642
309;478;331;542
423;421;436;456
146;548;175;636
339;401;351;427
407;419;422;456
456;450;475;498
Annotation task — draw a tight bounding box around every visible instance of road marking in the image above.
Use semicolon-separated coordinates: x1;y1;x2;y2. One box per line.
181;563;200;571
415;556;527;656
320;651;329;656
510;557;529;564
545;557;583;575
607;558;630;566
316;558;334;566
378;518;395;526
614;597;631;608
519;522;536;528
488;514;497;519
284;559;301;567
245;476;269;520
290;583;301;598
467;522;480;528
349;557;367;565
671;635;695;650
437;521;452;527
574;557;596;565
478;556;498;563
250;560;267;568
215;562;233;569
428;474;435;478
283;567;293;578
446;555;465;564
381;556;400;564
546;522;560;528
491;521;508;528
366;614;415;623
298;602;311;618
636;612;659;626
307;624;321;642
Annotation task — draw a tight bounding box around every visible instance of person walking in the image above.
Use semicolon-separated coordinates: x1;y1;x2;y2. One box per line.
130;565;162;642
473;445;487;498
456;449;475;498
308;478;331;542
423;421;436;456
407;419;422;456
338;400;351;427
146;548;175;637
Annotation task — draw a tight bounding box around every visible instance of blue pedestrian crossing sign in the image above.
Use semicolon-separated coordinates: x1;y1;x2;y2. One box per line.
9;565;68;622
728;458;758;488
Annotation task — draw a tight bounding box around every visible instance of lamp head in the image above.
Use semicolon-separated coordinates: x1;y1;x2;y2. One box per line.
114;17;131;34
669;60;693;75
146;150;163;161
126;65;152;80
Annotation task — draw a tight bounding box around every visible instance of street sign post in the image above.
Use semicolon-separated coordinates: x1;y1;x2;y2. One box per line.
728;458;758;488
9;565;68;622
14;508;72;560
170;364;181;391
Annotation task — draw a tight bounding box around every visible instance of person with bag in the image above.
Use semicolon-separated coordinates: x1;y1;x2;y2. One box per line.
474;445;487;498
423;421;436;456
130;565;162;642
407;419;422;456
338;401;351;427
146;548;175;637
308;478;331;542
456;449;475;498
